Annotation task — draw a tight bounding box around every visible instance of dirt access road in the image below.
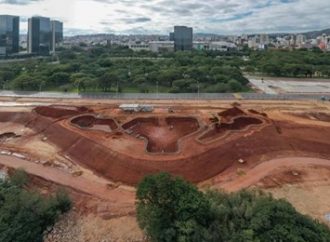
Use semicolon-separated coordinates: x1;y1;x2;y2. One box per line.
0;155;135;209
214;157;330;192
2;153;330;196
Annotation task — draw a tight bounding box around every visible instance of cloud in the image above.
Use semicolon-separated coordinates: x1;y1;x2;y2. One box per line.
0;0;329;35
121;17;151;24
0;0;42;5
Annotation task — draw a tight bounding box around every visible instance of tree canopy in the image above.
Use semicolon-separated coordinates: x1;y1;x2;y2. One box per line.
0;169;71;242
136;173;330;242
0;46;249;93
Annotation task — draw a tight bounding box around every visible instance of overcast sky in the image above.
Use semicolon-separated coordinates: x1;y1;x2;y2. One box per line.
0;0;329;36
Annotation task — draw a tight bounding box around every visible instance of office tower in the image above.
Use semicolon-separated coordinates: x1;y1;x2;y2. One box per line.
51;20;63;52
28;16;51;55
0;15;19;55
174;26;193;51
169;32;174;41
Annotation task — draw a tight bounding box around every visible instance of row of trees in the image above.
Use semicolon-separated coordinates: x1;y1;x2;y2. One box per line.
137;173;330;242
246;49;330;77
0;46;248;93
1;46;330;93
0;169;71;242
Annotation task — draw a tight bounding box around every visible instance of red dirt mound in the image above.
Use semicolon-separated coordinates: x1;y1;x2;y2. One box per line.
218;107;246;122
122;117;200;153
248;109;268;117
34;106;89;119
199;116;263;142
71;115;118;132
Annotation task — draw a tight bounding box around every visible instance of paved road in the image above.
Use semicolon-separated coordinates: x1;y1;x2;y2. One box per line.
249;77;330;94
0;90;329;101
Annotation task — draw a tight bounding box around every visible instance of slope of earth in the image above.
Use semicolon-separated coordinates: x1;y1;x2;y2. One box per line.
1;103;330;185
0;98;330;240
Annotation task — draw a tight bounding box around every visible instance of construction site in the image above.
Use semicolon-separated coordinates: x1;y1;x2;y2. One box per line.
0;97;330;241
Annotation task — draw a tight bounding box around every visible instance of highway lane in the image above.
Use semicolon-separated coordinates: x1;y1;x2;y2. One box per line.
0;90;329;101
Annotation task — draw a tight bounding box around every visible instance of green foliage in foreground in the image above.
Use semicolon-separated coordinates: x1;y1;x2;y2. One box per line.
136;173;330;242
0;169;71;242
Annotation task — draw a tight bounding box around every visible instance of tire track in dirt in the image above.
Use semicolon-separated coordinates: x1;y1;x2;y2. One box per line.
214;157;330;192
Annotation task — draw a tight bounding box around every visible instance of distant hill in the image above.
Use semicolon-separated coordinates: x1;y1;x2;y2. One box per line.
267;28;330;39
303;29;330;39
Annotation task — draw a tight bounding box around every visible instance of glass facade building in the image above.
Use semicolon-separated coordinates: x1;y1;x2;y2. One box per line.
51;20;63;52
0;15;19;55
174;26;193;51
28;16;51;55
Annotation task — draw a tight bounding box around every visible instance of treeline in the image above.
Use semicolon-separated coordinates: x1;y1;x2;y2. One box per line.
1;46;330;93
0;46;248;93
246;49;330;77
137;173;330;242
0;169;71;242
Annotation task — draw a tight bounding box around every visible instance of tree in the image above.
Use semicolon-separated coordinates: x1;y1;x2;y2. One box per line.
10;74;40;90
98;72;119;92
136;173;330;242
49;72;71;86
136;173;212;242
228;79;243;92
0;169;71;242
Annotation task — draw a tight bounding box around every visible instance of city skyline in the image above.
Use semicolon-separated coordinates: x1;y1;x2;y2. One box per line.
0;0;329;36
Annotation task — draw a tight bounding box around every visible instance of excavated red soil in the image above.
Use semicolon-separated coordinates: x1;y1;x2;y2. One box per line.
259;170;306;188
248;109;268;117
2;106;330;186
218;107;246;122
34;106;89;119
122;117;199;153
0;132;18;142
199;116;263;142
294;112;330;122
71;115;118;132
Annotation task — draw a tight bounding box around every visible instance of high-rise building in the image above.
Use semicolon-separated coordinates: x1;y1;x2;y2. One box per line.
169;32;174;41
259;34;270;45
0;15;19;55
51;20;63;52
173;26;193;51
28;16;51;55
296;34;306;47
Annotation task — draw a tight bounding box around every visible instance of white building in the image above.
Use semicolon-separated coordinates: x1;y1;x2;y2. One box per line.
209;41;237;51
296;34;306;47
248;38;257;49
149;41;174;52
193;41;209;50
128;41;149;51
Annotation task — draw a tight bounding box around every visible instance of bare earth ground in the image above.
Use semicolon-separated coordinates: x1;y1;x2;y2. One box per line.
0;97;329;241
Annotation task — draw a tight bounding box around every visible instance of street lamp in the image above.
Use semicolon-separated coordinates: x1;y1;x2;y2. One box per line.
116;80;119;98
156;81;159;99
39;81;45;92
197;81;200;100
3;80;6;90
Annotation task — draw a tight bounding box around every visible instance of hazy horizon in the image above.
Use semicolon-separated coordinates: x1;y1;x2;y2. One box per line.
0;0;329;36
